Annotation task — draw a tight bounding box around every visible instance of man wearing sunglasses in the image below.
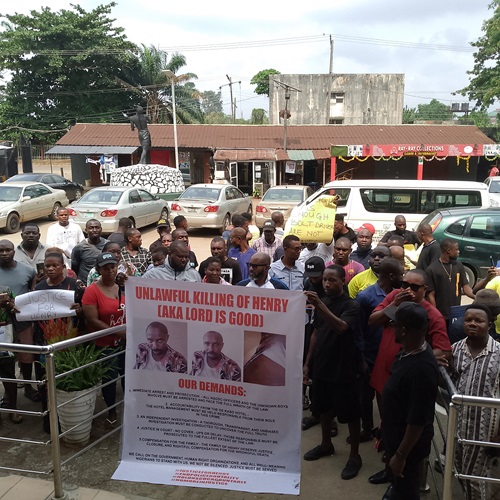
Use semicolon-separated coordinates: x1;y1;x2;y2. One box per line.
368;269;451;398
236;252;288;289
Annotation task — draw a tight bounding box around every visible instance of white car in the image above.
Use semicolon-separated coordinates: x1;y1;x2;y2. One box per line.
484;176;500;207
0;182;69;233
68;186;169;233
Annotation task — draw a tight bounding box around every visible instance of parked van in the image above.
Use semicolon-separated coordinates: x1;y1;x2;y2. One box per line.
292;180;490;241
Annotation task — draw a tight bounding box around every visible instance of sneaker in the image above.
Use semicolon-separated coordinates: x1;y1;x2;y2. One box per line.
303;444;335;461
302;395;311;411
341;455;362;480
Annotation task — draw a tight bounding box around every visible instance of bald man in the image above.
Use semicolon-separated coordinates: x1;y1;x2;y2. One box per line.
416;223;440;270
190;331;241;381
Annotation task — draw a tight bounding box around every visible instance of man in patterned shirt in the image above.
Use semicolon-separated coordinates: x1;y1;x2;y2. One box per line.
190;331;241;381
252;220;282;257
134;321;187;372
121;228;151;276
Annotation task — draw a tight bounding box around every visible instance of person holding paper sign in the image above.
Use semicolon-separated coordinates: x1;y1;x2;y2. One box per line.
34;252;85;432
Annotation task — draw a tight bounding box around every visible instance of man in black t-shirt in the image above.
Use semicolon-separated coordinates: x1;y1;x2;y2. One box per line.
303;265;362;480
380;215;419;247
426;238;474;324
416;223;440;270
198;236;242;285
381;302;439;500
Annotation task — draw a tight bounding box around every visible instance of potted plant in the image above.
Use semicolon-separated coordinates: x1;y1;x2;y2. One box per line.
53;343;112;446
253;188;261;198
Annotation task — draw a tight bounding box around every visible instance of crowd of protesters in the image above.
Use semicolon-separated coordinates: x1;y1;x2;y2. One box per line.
1;205;499;500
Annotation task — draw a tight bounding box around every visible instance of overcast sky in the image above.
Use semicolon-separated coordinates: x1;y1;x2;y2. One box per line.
6;0;494;119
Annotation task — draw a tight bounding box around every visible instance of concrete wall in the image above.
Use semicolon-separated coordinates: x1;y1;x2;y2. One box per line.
269;73;404;125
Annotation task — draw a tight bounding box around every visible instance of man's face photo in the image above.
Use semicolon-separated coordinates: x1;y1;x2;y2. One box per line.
146;326;169;357
203;331;223;361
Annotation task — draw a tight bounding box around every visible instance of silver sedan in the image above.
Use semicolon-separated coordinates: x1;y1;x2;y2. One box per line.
0;182;69;233
169;184;252;233
67;186;169;233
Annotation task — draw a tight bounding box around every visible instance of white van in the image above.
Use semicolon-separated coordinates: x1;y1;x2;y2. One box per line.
293;180;490;241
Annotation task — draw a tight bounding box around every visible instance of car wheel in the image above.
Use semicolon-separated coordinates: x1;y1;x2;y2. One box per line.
220;214;230;235
74;189;83;200
4;213;20;234
160;207;169;220
463;264;476;287
50;202;62;220
247;204;253;215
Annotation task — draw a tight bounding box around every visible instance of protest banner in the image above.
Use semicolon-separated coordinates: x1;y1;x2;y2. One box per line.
284;194;337;243
15;290;76;322
113;278;305;495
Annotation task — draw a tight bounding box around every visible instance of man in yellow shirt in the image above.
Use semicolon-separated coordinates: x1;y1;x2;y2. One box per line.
348;246;390;299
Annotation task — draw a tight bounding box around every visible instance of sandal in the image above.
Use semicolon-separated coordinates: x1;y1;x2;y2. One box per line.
24;386;41;402
9;413;23;424
302;416;320;430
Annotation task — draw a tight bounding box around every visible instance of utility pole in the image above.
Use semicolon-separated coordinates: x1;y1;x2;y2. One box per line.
273;79;301;151
329;35;334;74
219;75;241;123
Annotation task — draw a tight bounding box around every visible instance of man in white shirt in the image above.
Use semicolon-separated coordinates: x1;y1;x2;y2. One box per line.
45;207;84;267
190;331;241;381
236;252;288;289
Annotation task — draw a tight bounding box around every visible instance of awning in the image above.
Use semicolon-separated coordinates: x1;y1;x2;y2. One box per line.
286;150;315;161
213;149;276;161
46;145;138;155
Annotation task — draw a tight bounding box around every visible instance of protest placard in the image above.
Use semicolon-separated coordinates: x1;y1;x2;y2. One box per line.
15;290;76;322
113;278;305;495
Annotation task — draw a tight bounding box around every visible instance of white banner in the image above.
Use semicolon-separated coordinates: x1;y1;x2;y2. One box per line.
15;290;76;322
113;278;305;495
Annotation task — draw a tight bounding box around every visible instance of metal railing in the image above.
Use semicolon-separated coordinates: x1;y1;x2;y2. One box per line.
440;366;500;500
0;325;125;500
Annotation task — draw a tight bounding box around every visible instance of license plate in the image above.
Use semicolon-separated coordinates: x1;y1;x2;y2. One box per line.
187;207;197;213
83;212;94;218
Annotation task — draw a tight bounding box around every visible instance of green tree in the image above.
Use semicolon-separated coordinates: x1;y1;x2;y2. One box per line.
250;108;267;124
459;1;500;107
250;69;281;96
0;3;139;141
200;90;223;115
458;109;492;127
402;106;417;124
416;99;452;121
121;45;203;124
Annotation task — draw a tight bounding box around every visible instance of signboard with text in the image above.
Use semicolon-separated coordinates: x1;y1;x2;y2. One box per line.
113;278;305;495
331;143;489;157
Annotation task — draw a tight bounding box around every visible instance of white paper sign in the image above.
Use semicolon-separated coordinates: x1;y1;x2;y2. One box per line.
113;278;305;495
0;324;13;344
15;290;76;322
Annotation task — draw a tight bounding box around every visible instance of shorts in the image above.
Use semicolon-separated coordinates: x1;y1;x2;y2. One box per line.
311;378;360;424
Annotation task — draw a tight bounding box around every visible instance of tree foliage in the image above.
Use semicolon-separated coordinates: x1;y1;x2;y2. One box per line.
0;3;139;141
122;45;203;124
250;108;268;124
402;106;417;124
459;1;500;108
415;99;452;121
250;69;281;96
200;90;223;115
458;109;493;127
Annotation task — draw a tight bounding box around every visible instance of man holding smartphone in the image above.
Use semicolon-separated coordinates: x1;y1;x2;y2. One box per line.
14;224;46;282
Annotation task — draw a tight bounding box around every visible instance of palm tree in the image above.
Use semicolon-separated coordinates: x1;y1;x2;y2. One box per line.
119;45;203;124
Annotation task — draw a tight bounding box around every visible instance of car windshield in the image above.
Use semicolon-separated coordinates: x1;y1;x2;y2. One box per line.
0;186;22;202
262;188;304;202
180;187;221;202
489;180;500;193
78;190;123;205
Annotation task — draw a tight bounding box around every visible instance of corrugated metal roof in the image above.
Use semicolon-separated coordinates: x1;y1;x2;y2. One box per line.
213;149;276;161
56;123;495;151
46;145;137;155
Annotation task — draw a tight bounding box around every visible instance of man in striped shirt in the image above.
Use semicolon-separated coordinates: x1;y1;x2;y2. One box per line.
252;220;282;257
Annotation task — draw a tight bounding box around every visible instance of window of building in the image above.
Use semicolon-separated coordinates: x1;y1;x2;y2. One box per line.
329;119;344;124
330;93;344;103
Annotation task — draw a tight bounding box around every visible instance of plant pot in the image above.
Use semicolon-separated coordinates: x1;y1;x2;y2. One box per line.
56;386;98;446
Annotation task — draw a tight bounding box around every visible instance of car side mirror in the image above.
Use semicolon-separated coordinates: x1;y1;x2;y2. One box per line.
21;196;31;202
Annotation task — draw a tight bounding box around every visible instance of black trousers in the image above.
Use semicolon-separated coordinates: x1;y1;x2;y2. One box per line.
389;457;423;500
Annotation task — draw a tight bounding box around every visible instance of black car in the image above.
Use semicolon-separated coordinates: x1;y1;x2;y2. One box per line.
5;173;84;202
420;206;500;285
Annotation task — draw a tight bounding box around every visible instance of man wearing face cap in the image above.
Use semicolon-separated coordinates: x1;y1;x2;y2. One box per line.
252;220;282;257
380;302;439;500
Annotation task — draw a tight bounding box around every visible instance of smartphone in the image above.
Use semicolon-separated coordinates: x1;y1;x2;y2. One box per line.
36;262;45;273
